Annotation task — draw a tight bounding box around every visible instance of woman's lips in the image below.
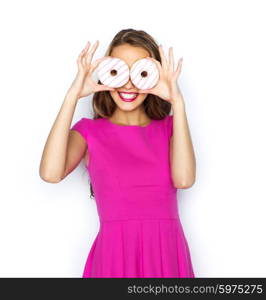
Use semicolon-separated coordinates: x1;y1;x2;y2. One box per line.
118;92;138;102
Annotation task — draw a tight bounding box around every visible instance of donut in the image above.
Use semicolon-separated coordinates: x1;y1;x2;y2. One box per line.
96;57;130;88
130;58;159;90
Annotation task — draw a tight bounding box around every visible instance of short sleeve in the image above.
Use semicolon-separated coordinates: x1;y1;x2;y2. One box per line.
166;115;173;138
70;118;89;141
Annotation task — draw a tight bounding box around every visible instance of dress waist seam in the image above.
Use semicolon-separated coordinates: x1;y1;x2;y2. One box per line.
100;217;179;223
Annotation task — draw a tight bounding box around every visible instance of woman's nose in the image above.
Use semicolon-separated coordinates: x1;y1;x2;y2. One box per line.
123;78;135;89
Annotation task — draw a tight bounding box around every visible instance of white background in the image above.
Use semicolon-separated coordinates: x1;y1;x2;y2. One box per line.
0;0;265;277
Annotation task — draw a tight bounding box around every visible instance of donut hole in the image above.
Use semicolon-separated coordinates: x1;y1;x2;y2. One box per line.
141;70;148;78
110;69;117;76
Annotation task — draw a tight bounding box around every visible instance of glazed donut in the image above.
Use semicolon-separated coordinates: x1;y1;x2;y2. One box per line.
96;57;130;88
130;58;159;90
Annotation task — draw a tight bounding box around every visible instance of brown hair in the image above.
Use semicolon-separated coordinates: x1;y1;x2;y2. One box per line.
88;28;172;199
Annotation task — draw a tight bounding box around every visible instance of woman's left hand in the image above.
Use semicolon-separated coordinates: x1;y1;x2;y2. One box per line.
138;45;183;103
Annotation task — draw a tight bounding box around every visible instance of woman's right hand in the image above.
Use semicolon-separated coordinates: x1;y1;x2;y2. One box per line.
68;40;115;98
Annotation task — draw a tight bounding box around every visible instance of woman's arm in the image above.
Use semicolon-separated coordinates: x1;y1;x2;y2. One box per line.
39;40;115;183
170;96;196;189
39;90;86;183
136;46;196;189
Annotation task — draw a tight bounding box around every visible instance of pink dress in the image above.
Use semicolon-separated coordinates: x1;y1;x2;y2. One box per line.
71;115;195;278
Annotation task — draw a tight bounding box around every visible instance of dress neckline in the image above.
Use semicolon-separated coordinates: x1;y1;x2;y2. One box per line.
104;117;154;128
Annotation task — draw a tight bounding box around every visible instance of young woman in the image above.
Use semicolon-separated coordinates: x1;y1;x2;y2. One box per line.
39;28;196;278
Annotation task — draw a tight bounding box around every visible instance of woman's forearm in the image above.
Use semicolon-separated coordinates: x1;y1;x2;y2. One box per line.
39;89;79;182
171;97;196;188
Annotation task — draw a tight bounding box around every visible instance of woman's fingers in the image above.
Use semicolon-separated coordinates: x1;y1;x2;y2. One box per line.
77;41;90;68
80;41;91;57
169;47;174;72
138;87;155;94
80;41;91;66
174;57;183;79
95;84;115;92
85;40;99;66
78;40;100;71
77;52;83;69
158;45;168;69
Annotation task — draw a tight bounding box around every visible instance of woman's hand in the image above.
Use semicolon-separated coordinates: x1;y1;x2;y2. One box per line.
68;40;115;98
138;45;184;103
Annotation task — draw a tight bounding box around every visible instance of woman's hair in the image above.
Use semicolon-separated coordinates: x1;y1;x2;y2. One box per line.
88;28;172;200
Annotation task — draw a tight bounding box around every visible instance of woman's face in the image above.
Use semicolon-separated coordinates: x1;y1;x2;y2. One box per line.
109;44;150;111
